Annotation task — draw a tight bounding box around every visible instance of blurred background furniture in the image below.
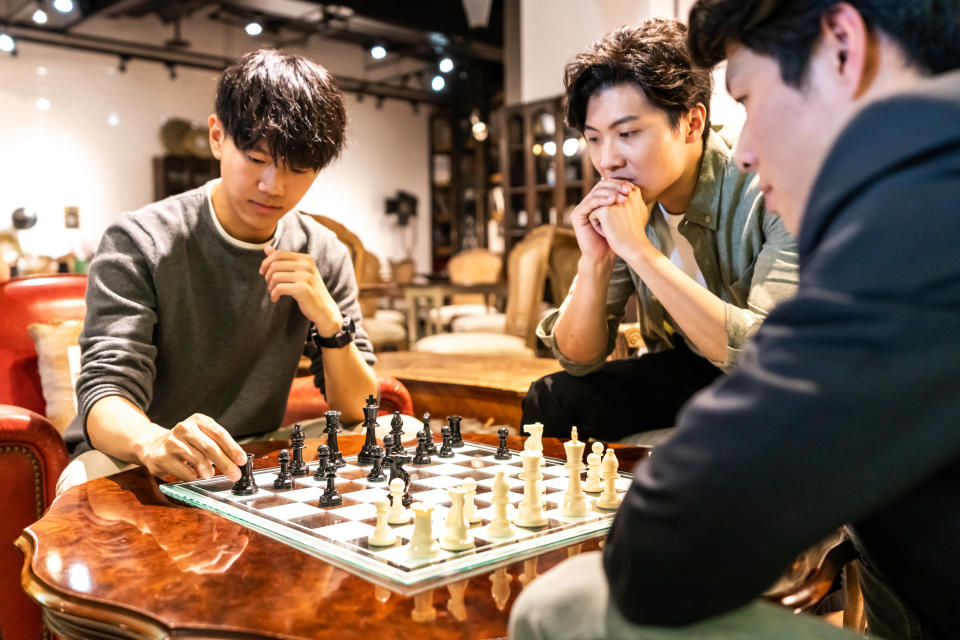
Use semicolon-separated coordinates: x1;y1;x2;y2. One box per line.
427;248;503;330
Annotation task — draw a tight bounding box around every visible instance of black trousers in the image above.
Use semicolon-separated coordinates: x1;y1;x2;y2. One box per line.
522;342;723;441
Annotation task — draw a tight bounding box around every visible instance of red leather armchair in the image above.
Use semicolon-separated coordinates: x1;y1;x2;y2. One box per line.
0;274;413;640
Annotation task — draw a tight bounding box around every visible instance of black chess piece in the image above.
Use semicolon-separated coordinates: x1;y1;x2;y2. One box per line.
366;449;386;483
325;410;346;468
274;449;294;488
313;445;330;481
317;463;342;507
389;411;405;453
357;395;382;465
389;452;412;507
421;412;437;455
412;430;432;465
448;415;464;448
437;425;454;458
289;423;310;476
494;426;511;460
382;434;394;463
231;453;258;495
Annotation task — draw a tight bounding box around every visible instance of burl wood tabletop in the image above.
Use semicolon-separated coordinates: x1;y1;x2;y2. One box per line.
19;435;649;640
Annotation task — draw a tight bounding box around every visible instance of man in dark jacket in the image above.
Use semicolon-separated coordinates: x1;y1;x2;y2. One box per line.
510;1;960;639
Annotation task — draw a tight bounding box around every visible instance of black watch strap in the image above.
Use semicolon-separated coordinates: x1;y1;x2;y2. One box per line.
313;317;355;349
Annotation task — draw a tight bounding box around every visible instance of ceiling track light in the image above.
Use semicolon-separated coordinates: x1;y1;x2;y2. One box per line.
32;5;48;24
53;0;73;13
0;32;15;54
439;57;454;73
245;18;263;36
370;43;387;60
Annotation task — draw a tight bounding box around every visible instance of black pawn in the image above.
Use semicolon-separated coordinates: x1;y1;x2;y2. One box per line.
289;424;310;476
389;411;405;453
412;430;432;465
366;450;386;483
421;412;437;455
274;449;294;488
313;445;330;481
325;410;345;468
317;464;342;507
494;427;511;460
389;452;412;507
231;453;258;495
357;395;382;465
437;425;454;458
448;415;464;448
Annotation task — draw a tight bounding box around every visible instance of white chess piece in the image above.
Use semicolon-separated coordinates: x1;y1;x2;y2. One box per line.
367;498;397;546
440;486;475;551
461;477;481;524
514;450;548;528
407;502;441;558
560;427;589;517
584;441;604;493
387;477;410;524
596;448;622;510
523;422;546;466
486;471;515;538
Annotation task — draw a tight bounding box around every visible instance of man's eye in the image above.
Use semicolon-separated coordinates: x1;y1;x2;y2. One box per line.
248;155;265;164
586;137;600;144
619;130;638;138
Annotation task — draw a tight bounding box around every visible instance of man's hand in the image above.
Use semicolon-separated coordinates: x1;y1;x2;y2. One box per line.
135;414;247;482
260;246;342;336
570;179;635;264
593;186;657;261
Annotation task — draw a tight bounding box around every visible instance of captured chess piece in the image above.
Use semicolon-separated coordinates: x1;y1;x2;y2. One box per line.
313;444;330;481
389;411;405;453
514;450;547;528
440;486;475;551
407;502;440;559
387;477;409;524
494;426;511;460
412;430;432;465
437;425;454;458
448;415;464;448
317;459;342;507
231;453;258;495
324;410;346;468
357;394;382;465
289;423;310;476
595;448;622;510
584;441;604;493
367;498;397;547
366;449;387;483
273;449;294;489
559;427;588;517
420;412;437;455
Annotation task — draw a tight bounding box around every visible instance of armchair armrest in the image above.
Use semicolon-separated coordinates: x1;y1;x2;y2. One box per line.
283;375;414;426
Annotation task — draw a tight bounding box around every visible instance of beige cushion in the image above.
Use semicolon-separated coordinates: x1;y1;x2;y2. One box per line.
427;303;497;327
412;332;534;357
363;317;407;350
374;309;406;326
27;320;83;432
451;313;507;333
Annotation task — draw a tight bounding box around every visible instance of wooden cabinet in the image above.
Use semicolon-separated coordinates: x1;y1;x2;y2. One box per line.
152;155;220;201
497;97;596;255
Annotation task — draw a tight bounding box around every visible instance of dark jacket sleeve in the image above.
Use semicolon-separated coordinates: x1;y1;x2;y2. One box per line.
603;84;960;625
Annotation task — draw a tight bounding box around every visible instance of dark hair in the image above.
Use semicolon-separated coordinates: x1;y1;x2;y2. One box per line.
688;0;960;88
215;49;346;171
564;19;714;136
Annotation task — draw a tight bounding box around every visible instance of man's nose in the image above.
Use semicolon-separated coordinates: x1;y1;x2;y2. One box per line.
258;165;285;196
599;139;626;173
733;134;757;173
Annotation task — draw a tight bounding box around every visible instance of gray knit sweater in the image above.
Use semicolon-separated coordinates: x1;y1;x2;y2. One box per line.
74;183;375;443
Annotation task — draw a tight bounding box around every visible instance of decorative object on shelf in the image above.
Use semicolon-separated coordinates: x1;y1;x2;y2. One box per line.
386;191;418;226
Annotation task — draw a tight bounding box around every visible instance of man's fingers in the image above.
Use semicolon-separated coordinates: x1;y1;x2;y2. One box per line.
187;415;246;480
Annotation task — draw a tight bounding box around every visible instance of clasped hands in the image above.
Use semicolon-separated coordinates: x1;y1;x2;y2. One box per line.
571;179;657;265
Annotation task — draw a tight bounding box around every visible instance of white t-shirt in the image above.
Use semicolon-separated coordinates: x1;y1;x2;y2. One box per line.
656;203;707;289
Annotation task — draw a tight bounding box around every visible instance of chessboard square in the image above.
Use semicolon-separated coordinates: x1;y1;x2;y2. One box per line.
542;477;571;491
543;508;603;524
214;488;262;502
478;475;524;490
388;524;414;539
196;478;235;493
477;523;539;541
541;466;570;478
378;543;455;569
290;511;349;529
615;477;632;491
338;469;370;481
414;475;467;489
411;488;456;505
328;502;380;521
345;487;392;503
418;463;470;477
313;520;375;541
246;494;298;510
443;452;476;463
261;501;324;520
282;486;324;502
253;472;279;486
475;455;519;465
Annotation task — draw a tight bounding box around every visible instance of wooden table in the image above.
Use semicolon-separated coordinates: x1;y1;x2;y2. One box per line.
374;352;563;428
18;435;649;640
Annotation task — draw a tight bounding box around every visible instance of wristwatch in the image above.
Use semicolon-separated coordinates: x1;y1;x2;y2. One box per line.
312;317;356;349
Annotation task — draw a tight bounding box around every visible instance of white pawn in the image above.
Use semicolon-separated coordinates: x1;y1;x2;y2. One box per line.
387;477;410;524
514;450;547;528
407;502;441;558
523;422;546;467
367;498;397;546
560;427;589;517
440;486;475;551
584;441;604;493
487;471;515;538
462;477;481;524
596;448;622;510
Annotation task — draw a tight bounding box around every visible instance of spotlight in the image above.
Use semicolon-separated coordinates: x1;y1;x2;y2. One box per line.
370;44;387;60
439;57;454;73
430;75;445;91
36;97;51;111
32;8;48;24
53;0;73;13
543;141;557;156
562;137;580;157
245;21;262;36
0;33;14;53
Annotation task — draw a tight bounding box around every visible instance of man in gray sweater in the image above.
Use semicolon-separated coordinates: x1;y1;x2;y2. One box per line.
60;49;377;491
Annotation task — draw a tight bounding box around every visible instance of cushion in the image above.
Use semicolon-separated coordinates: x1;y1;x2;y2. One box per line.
427;304;497;327
412;332;534;357
363;317;407;350
451;312;507;333
26;320;83;432
374;309;406;325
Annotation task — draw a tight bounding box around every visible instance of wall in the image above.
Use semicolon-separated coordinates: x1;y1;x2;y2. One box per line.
0;13;431;270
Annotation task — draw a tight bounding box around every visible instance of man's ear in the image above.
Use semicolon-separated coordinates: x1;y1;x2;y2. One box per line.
683;103;707;144
208;114;224;160
821;2;874;98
